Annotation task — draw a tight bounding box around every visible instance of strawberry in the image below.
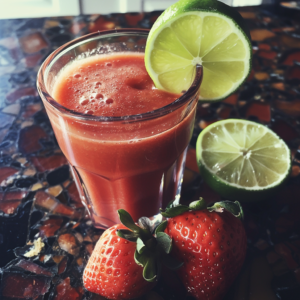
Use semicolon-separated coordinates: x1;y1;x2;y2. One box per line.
83;210;181;299
161;199;247;300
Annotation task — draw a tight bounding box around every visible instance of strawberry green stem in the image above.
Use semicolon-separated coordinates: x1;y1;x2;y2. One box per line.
160;198;244;220
116;209;182;282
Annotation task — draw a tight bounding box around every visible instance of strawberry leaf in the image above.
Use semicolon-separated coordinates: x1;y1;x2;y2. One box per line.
155;220;168;234
143;257;157;282
116;229;138;242
207;201;244;220
134;248;148;267
118;209;143;233
160;205;190;218
157;232;172;254
189;198;206;210
137;237;146;254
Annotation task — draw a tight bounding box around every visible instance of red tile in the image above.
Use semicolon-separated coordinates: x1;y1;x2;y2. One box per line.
18;125;48;154
67;182;82;207
223;94;238;105
19;32;48;54
69;22;86;35
15;260;54;277
21;103;42;118
0;190;28;201
57;233;80;256
271;119;299;142
250;29;275;41
217;105;232;119
197;105;211;118
6;87;37;103
53;277;83;300
38;218;64;237
1;273;51;298
291;165;300;177
258;43;271;51
89;17;115;32
245;102;271;122
199;119;218;129
272;82;285;91
275;99;300;117
23;53;43;68
275;243;299;270
0;167;18;183
149;15;159;25
125;13;144;27
257;50;277;60
58;257;68;275
286;65;300;81
30;155;67;172
280;50;300;66
0;200;22;214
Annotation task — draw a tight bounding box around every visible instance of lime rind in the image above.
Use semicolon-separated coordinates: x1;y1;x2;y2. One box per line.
196;119;291;201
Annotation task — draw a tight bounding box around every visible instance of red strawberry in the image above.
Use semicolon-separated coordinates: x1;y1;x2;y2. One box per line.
83;209;180;300
83;223;154;299
162;199;247;300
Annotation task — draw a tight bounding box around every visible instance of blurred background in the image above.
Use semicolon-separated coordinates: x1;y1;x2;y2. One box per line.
0;0;277;19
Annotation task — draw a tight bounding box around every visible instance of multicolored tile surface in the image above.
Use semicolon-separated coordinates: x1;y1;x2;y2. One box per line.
0;5;300;300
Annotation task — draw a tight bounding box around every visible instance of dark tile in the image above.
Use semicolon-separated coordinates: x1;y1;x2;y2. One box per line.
16;177;38;188
18;125;48;154
46;165;69;186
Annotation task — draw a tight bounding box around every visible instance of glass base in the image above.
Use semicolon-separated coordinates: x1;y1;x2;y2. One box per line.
70;147;188;229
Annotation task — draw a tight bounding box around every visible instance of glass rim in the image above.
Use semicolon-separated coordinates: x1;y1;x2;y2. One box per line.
37;28;202;122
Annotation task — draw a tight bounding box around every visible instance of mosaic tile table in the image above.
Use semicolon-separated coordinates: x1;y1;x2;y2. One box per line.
0;4;300;300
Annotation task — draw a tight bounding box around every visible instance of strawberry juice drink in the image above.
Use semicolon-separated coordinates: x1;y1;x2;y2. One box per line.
37;30;202;228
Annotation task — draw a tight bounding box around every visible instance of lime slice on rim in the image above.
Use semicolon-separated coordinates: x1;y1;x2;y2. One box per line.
196;119;291;201
145;0;252;101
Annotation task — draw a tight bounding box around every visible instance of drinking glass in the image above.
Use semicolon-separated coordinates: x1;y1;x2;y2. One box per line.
37;29;202;229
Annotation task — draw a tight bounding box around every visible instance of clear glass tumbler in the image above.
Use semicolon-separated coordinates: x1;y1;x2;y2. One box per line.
37;29;202;229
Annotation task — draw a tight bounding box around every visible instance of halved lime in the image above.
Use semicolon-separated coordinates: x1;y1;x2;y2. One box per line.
196;119;291;201
145;0;252;101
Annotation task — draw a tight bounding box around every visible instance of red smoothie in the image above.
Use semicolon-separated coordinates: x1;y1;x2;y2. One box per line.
49;53;198;227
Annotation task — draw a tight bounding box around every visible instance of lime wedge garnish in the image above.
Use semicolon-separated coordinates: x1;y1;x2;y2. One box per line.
145;0;252;101
196;119;291;201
